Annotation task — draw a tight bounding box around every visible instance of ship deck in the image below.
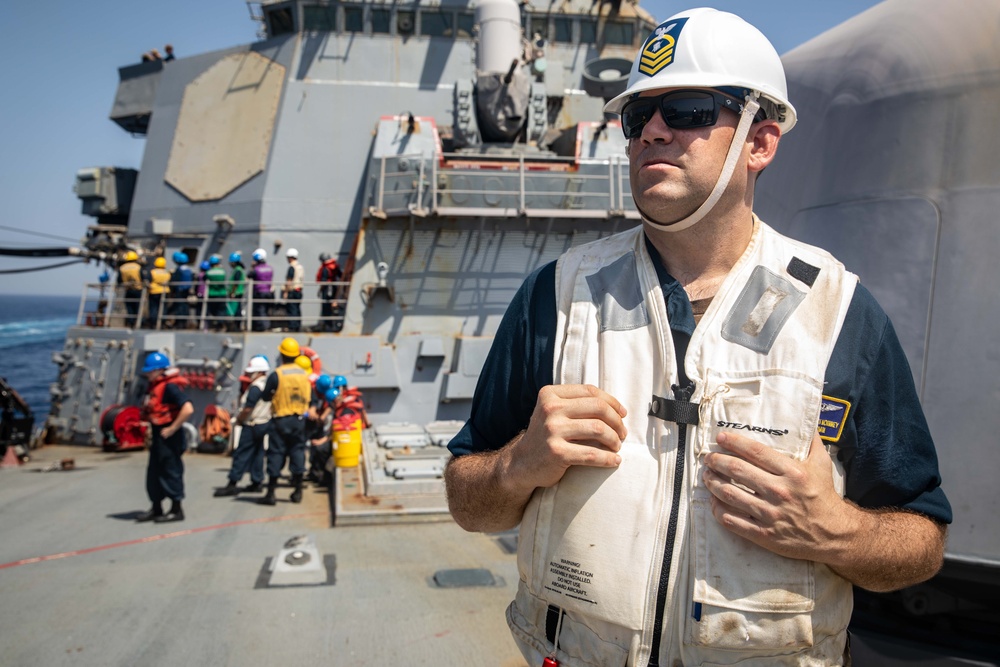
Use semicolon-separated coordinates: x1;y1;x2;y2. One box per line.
0;444;525;666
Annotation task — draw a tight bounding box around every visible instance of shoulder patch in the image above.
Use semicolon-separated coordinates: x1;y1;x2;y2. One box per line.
818;396;851;442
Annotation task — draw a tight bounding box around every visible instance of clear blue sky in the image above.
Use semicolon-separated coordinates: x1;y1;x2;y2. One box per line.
0;0;882;295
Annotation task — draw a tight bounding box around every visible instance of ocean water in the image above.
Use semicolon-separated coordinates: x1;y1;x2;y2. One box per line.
0;294;81;423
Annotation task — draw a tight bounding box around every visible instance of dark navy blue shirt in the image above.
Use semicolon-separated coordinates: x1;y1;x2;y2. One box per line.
162;382;189;408
448;255;952;524
244;384;264;409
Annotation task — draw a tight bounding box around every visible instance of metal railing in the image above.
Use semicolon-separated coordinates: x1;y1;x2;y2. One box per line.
77;279;351;333
368;153;641;220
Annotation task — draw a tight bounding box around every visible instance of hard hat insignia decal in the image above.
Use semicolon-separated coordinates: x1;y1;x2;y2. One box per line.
638;18;688;77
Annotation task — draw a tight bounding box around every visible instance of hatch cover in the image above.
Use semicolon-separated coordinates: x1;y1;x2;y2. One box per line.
432;568;498;588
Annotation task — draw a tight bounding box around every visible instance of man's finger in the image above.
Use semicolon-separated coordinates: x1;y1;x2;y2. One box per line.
558;397;628;441
716;430;793;475
559;417;626;453
545;384;628;418
703;450;782;505
703;467;764;518
709;495;763;541
557;440;622;468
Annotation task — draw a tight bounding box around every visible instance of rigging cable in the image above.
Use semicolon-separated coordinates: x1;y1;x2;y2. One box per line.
0;246;75;257
0;260;87;274
0;224;80;243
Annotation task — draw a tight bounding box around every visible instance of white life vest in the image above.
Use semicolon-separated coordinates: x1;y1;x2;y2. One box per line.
242;375;272;426
510;219;858;666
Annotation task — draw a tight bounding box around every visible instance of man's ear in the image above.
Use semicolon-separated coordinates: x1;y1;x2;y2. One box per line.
747;121;781;174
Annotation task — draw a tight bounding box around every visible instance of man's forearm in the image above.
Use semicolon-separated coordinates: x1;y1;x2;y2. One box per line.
445;439;535;533
826;504;946;593
172;403;194;432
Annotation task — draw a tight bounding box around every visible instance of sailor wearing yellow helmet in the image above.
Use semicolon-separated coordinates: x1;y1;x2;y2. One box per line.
256;337;313;505
145;256;172;328
117;249;143;328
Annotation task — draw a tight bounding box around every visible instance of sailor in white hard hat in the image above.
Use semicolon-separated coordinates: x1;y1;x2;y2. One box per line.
282;247;304;332
214;355;272;497
444;8;950;667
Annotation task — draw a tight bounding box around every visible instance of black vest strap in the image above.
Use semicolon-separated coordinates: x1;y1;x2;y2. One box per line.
648;395;700;425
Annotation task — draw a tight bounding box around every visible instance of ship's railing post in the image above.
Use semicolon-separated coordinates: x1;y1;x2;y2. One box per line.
137;289;148;329
430;156;439;214
615;157;625;213
105;287;117;328
377;155;387;214
246;286;254;331
199;290;208;331
608;160;615;214
414;158;427;214
156;293;166;330
76;289;88;326
519;155;526;214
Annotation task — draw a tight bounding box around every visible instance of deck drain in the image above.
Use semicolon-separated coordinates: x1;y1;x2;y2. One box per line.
432;568;498;588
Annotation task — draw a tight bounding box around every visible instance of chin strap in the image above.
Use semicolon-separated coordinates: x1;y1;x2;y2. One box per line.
644;95;761;233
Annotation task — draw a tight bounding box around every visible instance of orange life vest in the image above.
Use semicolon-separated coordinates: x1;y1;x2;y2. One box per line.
143;370;189;426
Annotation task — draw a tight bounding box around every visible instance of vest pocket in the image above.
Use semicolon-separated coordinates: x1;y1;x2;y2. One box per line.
687;369;822;652
697;369;823;460
516;447;662;631
686;499;815;650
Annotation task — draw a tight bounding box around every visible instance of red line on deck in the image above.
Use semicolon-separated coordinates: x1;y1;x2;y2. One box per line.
0;512;327;570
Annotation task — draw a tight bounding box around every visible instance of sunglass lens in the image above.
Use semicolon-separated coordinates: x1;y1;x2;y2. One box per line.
622;99;657;139
661;93;717;128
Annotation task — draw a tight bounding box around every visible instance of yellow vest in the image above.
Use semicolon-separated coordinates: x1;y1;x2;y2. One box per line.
271;364;311;418
148;268;172;295
119;261;142;289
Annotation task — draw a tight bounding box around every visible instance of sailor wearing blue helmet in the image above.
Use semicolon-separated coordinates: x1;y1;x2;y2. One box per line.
137;351;193;523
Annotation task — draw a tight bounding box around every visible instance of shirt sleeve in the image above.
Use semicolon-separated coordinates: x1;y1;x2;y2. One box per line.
260;372;279;402
245;384;263;408
825;285;952;523
163;383;190;407
447;262;558;458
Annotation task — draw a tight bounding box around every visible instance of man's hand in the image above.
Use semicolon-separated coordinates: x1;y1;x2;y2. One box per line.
702;430;946;591
508;384;628;491
702;431;848;562
445;383;627;533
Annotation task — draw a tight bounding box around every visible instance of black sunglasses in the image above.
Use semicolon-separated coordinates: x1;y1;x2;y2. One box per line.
620;89;752;139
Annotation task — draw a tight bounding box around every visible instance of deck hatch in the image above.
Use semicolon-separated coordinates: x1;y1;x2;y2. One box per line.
432;568;498;588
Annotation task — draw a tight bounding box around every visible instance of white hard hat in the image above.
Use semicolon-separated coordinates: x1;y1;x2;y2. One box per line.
286;248;299;258
244;355;270;374
252;248;267;261
604;8;796;134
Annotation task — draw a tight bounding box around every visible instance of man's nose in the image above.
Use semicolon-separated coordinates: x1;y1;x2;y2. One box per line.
640;106;675;143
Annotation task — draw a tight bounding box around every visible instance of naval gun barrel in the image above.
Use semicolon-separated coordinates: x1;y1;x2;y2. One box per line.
474;0;532;142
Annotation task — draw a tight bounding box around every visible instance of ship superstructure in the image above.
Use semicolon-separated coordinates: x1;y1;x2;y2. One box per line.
47;0;654;517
